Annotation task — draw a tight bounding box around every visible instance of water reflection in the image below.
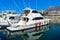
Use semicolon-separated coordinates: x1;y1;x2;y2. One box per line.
0;25;50;40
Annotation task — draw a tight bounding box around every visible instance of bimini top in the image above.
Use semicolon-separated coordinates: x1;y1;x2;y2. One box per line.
22;8;43;20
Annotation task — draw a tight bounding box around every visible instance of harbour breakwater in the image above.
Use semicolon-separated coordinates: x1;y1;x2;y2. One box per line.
44;15;60;24
43;6;60;24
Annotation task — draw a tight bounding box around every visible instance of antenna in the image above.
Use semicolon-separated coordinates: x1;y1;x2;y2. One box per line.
22;0;27;8
9;2;10;10
28;0;30;8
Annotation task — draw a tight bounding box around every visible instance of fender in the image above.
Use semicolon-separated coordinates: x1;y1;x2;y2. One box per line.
35;22;41;32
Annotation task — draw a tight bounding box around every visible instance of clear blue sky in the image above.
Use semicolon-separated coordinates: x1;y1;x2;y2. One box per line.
0;0;60;13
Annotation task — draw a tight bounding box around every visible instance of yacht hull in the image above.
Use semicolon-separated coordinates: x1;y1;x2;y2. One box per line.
7;24;49;32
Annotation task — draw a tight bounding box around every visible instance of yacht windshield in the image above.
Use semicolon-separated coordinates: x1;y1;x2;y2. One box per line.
9;17;15;20
24;10;30;14
32;10;38;13
9;16;20;20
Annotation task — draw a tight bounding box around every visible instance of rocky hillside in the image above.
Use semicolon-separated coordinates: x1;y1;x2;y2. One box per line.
44;6;60;12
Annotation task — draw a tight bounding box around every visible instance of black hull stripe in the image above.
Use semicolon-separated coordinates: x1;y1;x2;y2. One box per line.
7;24;48;32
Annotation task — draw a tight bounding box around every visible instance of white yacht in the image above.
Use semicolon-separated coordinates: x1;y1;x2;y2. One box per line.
7;8;51;32
0;10;20;29
0;13;9;28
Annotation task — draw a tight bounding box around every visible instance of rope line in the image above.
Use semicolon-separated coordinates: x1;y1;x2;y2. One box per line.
14;0;21;12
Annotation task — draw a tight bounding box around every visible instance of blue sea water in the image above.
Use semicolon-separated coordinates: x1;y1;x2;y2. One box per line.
0;24;60;40
39;24;60;40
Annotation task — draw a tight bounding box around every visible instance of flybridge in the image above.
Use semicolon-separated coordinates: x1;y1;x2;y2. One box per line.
24;8;39;13
23;8;43;19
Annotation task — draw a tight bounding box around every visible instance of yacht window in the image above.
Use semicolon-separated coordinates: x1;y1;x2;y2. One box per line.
9;12;11;14
24;10;30;13
0;15;2;18
22;18;29;22
9;17;15;20
9;16;20;20
32;17;43;20
12;12;16;14
15;16;20;20
32;10;38;13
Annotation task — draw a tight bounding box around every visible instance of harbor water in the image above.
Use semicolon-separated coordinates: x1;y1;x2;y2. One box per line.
0;24;60;40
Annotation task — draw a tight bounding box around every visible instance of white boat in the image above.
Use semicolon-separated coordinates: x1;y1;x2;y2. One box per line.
0;13;9;28
7;8;51;32
0;10;20;29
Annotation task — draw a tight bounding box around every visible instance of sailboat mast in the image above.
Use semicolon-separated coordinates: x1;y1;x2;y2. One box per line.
14;0;21;12
36;0;37;10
